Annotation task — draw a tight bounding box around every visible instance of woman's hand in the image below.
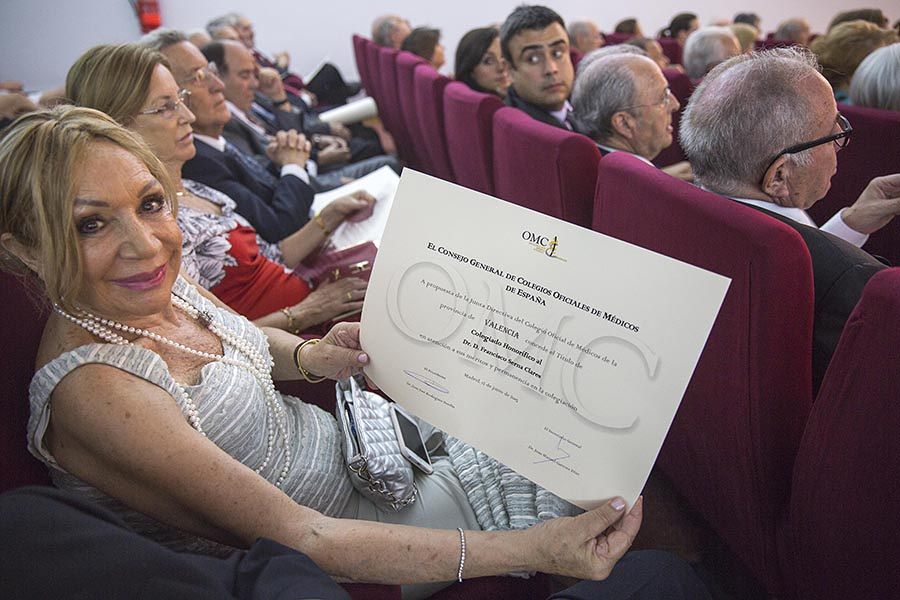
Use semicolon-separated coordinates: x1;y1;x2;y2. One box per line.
291;277;367;330
300;322;369;380
320;191;376;230
527;496;643;579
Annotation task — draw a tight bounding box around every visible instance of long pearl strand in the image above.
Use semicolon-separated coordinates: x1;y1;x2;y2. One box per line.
54;293;293;488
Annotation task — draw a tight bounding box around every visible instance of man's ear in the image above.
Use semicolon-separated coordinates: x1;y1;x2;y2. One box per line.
0;233;42;276
761;155;792;203
610;111;636;140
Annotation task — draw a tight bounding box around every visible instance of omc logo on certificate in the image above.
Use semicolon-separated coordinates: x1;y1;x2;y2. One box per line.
522;230;567;261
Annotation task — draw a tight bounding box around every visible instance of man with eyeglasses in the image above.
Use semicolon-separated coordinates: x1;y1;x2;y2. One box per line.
500;5;575;130
141;28;315;243
571;53;693;181
681;47;900;391
202;40;397;192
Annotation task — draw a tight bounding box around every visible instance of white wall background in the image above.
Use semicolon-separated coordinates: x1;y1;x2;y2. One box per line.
1;0;897;91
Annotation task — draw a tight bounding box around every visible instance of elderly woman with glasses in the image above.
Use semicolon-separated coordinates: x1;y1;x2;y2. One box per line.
0;99;717;599
66;44;370;334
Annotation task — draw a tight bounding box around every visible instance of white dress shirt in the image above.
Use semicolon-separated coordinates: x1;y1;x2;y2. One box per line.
729;197;868;248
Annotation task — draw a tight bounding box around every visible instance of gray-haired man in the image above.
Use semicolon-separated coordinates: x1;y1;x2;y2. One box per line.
572;54;692;180
680;47;900;391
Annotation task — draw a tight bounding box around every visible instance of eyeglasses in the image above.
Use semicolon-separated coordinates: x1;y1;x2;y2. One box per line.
138;88;192;118
177;63;220;89
622;87;674;111
764;113;852;173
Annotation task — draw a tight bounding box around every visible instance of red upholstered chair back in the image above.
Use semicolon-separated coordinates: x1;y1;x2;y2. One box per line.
569;47;583;71
657;37;683;65
787;268;900;600
809;103;900;265
604;32;635;45
442;81;503;195
0;271;52;493
365;41;385;104
394;51;430;172
592;153;815;595
492;107;599;227
652;67;693;168
412;66;454;182
376;47;418;165
352;35;371;96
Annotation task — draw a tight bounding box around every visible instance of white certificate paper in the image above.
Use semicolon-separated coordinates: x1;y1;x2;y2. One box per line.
361;170;730;509
310;165;399;249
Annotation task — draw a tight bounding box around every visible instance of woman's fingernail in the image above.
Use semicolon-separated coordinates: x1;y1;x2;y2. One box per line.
357;353;369;363
610;498;626;511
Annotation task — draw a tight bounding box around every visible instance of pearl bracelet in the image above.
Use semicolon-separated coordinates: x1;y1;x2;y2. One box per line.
293;338;327;383
456;527;466;582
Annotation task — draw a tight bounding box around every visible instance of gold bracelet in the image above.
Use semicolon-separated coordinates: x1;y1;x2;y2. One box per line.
280;306;300;335
314;213;331;237
293;338;327;383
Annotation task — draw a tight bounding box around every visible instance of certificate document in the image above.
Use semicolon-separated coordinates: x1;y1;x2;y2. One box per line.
310;165;399;249
361;170;730;508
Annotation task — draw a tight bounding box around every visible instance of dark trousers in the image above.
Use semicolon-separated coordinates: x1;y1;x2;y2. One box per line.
0;486;709;600
549;551;712;600
0;486;350;600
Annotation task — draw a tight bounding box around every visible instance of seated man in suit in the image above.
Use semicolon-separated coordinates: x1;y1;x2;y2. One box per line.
142;29;314;243
680;47;900;391
205;40;396;191
500;5;575;130
571;53;692;181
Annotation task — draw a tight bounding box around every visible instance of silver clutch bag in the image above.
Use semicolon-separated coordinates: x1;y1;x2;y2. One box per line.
335;377;418;511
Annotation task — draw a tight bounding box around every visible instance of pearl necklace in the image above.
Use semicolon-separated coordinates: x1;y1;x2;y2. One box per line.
54;292;293;487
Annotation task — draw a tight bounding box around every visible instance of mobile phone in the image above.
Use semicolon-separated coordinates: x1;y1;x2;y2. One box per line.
390;404;434;474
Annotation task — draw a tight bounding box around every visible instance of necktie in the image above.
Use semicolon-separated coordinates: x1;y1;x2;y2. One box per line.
563;109;575;131
223;141;278;188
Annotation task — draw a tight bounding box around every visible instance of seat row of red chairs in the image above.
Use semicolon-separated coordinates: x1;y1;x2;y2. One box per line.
353;33;900;599
355;34;900;265
1;35;897;600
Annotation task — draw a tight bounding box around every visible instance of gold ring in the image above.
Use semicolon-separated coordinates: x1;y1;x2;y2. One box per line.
346;292;353;301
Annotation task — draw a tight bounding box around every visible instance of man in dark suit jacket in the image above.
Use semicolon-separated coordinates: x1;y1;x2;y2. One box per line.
681;47;900;391
206;40;397;192
500;5;575;130
148;32;316;243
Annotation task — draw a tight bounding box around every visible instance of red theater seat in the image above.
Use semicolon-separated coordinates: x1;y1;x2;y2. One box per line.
592;153;815;596
493;106;600;227
657;38;683;66
788;268;900;600
351;35;371;97
413;66;454;182
395;51;431;172
442;82;503;195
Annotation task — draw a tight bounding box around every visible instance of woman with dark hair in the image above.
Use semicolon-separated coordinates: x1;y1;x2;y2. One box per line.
401;26;445;70
454;27;511;98
659;13;699;44
614;18;643;37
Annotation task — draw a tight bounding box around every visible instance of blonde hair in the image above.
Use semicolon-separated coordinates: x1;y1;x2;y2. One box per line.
0;106;177;311
66;43;170;125
811;21;899;90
